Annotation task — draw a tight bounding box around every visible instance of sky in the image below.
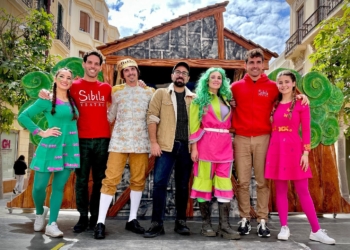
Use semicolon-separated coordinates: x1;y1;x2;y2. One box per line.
105;0;290;56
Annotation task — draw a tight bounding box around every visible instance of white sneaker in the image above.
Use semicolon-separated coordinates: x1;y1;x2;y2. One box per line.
309;229;335;245
45;222;63;237
34;206;49;231
277;226;290;240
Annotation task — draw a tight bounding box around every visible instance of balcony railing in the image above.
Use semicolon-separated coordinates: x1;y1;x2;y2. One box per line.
285;0;343;55
302;6;328;39
54;24;71;50
22;0;33;8
327;0;344;15
286;28;305;54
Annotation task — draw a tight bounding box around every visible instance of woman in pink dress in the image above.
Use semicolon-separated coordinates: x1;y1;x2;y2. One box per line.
190;67;239;240
265;70;335;244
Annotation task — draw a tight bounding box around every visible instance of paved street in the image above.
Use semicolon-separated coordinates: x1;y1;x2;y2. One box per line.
1;192;349;250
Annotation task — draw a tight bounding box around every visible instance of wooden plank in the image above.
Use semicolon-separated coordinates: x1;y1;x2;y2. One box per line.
61;173;75;208
214;13;225;60
224;30;270;69
186;173;194;217
23;171;35;208
100;6;227;55
102;63;115;85
224;29;277;61
106;56;246;69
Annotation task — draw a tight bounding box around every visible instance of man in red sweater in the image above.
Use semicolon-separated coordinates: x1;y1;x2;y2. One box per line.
231;48;306;238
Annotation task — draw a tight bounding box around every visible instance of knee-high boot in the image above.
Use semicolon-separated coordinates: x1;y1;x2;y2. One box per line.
199;202;216;237
218;202;240;240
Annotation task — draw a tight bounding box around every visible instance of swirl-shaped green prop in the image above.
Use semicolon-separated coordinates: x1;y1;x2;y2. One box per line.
321;115;340;145
21;72;52;98
325;85;344;113
18;99;45;128
267;68;303;92
51;57;84;78
29;116;49;146
311;120;322;149
310;106;327;124
302;72;332;108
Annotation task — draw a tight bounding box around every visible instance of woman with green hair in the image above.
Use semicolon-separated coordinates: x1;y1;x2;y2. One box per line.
189;67;239;240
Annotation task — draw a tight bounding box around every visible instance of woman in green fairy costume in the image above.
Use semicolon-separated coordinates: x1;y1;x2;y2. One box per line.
19;68;79;237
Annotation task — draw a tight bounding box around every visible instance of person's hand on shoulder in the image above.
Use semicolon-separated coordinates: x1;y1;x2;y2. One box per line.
38;89;52;100
296;94;309;105
229;98;236;108
138;80;147;88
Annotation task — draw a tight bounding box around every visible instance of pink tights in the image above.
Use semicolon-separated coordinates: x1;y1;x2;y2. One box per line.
275;178;320;233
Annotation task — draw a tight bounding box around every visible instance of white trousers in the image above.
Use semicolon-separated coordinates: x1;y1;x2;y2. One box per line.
14;175;25;192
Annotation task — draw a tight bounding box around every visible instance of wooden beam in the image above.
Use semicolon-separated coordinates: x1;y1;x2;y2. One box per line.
214;12;225;60
224;29;276;63
101;64;115;85
100;6;226;55
106;56;246;69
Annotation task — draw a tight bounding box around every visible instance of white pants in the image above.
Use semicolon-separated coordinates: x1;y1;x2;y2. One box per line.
14;175;25;193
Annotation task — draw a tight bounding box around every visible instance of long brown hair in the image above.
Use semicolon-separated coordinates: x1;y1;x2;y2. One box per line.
51;68;78;120
270;70;297;122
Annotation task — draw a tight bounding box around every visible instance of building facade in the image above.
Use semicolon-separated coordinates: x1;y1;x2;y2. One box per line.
1;0;119;192
268;0;344;74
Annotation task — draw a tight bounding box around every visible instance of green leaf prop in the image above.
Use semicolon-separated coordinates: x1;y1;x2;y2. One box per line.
267;68;286;81
310;106;328;124
18;99;44;128
325;85;344;113
302;72;332;108
51;57;84;78
21;72;52;98
321;115;340;145
29;116;49;146
311;120;322;149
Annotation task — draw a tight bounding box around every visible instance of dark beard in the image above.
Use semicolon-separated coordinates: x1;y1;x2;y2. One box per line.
174;80;185;87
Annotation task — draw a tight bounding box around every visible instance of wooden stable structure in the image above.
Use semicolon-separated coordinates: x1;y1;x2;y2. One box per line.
7;1;350;217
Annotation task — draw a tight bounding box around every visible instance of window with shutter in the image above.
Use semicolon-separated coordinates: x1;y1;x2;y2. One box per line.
80;11;90;33
95;21;100;40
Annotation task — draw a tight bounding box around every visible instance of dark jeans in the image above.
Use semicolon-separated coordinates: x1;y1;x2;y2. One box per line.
151;140;193;224
75;138;109;217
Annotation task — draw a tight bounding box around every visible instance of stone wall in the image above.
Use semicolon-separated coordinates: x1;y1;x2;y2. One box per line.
114;16;246;61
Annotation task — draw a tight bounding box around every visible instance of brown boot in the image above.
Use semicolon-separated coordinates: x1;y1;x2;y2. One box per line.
199;202;216;237
218;202;240;240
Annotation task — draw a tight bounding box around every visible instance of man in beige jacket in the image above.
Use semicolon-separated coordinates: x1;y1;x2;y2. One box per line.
144;62;195;238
